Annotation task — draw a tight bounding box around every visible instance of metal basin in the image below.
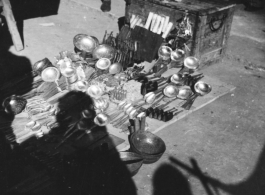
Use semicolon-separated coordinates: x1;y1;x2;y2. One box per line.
129;131;166;164
73;34;99;53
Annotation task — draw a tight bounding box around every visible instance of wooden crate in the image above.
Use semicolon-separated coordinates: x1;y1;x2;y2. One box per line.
125;0;236;69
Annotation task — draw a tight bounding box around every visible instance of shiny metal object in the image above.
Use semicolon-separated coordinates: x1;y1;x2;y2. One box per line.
94;98;109;111
129;131;166;163
184;56;199;70
41;67;60;82
158;46;172;61
170;73;183;84
73;34;99;53
144;92;156;104
86;85;104;99
96;58;111;70
92;44;116;60
94;113;110;126
163;85;179;98
109;62;123;74
74;80;88;92
2;95;27;115
177;86;193;100
33;58;53;76
170;49;185;68
194;81;212;96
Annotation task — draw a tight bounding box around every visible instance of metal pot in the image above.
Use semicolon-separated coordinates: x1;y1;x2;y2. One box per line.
92;44;116;60
73;34;99;53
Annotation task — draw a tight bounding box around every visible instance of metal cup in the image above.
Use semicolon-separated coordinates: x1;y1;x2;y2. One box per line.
95;58;111;75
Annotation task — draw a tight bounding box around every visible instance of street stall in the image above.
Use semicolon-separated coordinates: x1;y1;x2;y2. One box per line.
0;0;236;193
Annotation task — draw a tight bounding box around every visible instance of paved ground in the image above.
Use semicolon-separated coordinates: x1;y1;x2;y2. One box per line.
1;0;265;194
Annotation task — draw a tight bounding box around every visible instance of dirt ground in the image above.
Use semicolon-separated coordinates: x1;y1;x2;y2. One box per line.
0;0;265;194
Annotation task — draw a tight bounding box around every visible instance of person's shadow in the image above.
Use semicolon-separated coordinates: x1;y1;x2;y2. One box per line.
2;91;137;195
0;15;34;193
169;142;265;195
153;163;193;195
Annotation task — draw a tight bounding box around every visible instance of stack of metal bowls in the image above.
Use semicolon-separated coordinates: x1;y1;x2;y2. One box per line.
129;131;166;164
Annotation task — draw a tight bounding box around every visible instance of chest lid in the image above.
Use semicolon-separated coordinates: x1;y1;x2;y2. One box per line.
132;0;236;15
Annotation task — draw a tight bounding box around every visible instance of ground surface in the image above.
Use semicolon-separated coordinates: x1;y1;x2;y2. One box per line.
1;0;265;195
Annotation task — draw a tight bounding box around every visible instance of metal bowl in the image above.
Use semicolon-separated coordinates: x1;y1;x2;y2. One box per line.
86;85;104;99
158;46;172;61
184;56;199;70
171;49;185;61
92;44;116;60
73;34;99;53
109;62;123;74
194;81;212;96
170;73;183;84
94;113;109;126
41;67;60;82
96;58;111;70
177;86;193;100
129;131;166;164
163;85;179;98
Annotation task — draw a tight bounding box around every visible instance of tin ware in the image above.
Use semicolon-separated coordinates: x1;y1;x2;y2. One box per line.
170;49;185;68
181;81;212;110
179;56;199;74
73;34;99;53
74;80;88;92
33;58;54;76
129;130;166;164
2;95;27;115
41;67;63;92
95;58;111;75
109;62;123;75
92;44;116;60
86;85;104;99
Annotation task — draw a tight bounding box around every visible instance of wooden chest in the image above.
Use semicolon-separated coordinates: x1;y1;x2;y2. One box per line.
125;0;236;69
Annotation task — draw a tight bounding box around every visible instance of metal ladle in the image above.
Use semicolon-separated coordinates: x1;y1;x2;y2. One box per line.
181;81;212;110
41;67;63;92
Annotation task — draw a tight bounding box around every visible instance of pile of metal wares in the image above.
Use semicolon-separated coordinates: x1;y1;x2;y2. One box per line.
1;19;212;168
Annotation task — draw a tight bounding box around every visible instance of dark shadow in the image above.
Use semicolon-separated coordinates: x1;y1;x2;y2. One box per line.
0;22;34;192
153;163;193;195
169;143;265;195
1;91;137;195
0;15;33;87
118;16;126;31
100;0;111;12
